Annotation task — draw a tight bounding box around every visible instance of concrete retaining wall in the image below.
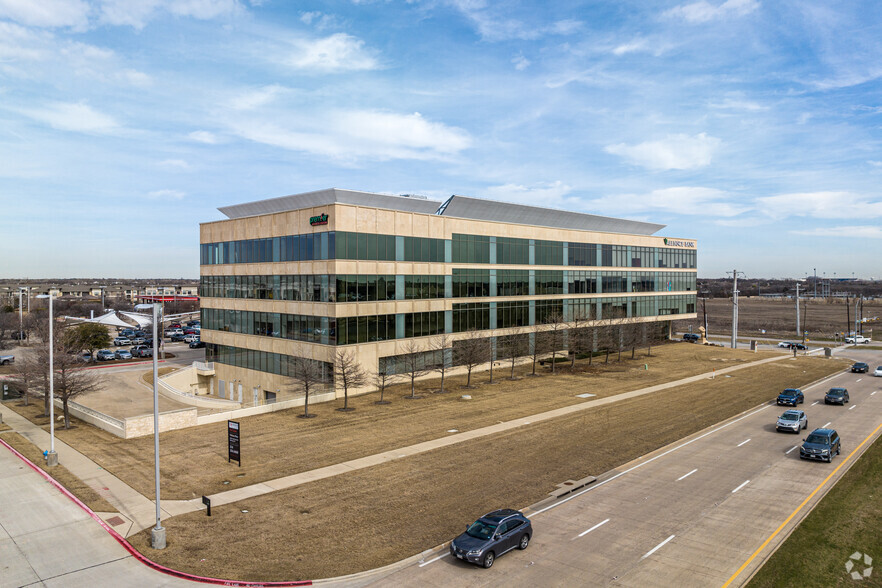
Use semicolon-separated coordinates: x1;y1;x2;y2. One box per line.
196;391;336;425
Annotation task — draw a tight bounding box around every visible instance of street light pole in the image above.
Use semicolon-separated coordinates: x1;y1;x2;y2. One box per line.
36;294;58;467
18;288;24;341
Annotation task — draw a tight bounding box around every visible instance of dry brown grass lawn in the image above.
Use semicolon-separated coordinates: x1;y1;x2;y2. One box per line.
5;343;786;500
128;354;847;581
0;431;117;513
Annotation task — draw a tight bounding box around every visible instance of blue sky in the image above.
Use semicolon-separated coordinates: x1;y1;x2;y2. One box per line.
1;0;881;280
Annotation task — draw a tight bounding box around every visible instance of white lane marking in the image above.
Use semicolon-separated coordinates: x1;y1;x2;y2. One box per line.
732;480;750;493
786;445;799;454
677;468;698;481
849;405;856;410
737;438;751;447
823;422;831;428
532;405;771;515
578;518;611;538
418;553;448;567
641;535;675;560
812;401;819;406
856;378;862;382
872;391;877;396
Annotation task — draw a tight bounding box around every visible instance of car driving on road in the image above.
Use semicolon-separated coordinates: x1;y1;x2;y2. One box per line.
776;410;807;433
824;387;849;405
875;366;882;377
777;341;793;349
450;509;532;569
845;335;871;344
800;428;841;463
776;388;804;406
851;362;869;373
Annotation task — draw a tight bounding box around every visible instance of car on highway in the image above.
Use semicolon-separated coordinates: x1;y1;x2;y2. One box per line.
776;409;807;433
800;428;841;463
851;362;869;373
875;366;882;377
791;343;807;351
776;388;804;406
777;341;793;348
114;349;133;360
113;336;131;346
824;387;849;405
683;333;700;342
845;335;871;344
96;349;115;361
450;509;532;569
189;340;205;349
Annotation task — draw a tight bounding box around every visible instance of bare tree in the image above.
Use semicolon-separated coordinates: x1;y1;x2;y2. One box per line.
34;331;103;429
428;333;453;393
373;364;399;405
333;349;368;412
289;357;326;418
543;312;568;374
453;330;488;388
9;352;38;406
528;324;547;376
498;329;527;380
400;339;430;399
568;310;592;368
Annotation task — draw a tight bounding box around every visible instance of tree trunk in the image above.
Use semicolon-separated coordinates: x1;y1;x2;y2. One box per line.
489;358;494;383
303;388;310;417
531;356;537;375
62;398;70;429
343;386;349;409
440;370;445;393
466;367;472;387
551;348;557;373
605;349;610;363
631;346;635;359
411;376;416;398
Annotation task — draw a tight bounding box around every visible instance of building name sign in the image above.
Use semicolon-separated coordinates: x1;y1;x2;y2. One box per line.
663;237;696;248
309;213;329;226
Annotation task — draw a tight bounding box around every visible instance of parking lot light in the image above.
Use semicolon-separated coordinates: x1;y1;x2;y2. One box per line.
35;294;57;467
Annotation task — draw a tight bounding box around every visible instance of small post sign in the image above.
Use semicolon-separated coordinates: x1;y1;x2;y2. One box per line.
228;420;241;466
202;495;211;516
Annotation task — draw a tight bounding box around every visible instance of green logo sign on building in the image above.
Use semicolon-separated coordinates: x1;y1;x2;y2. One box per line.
309;213;329;226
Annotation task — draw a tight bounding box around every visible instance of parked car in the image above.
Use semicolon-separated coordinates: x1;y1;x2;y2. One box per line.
800;428;841;462
874;366;882;377
113;336;131;346
131;345;153;358
683;333;700;342
825;387;849;405
120;329;135;337
183;334;200;343
169;323;182;329
450;509;532;569
76;352;93;362
183;328;198;335
129;336;146;345
845;335;871;344
776;409;807;433
186;320;199;327
170;333;186;342
114;349;133;360
851;362;869;373
777;341;793;349
11;331;27;340
776;388;804;406
96;349;116;361
0;354;14;365
189;340;205;349
133;330;147;338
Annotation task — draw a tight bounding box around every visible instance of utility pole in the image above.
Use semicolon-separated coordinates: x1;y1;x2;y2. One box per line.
813;268;817;299
731;270;744;349
795;282;800;335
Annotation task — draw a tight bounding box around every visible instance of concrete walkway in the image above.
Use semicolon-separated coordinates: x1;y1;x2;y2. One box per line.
1;350;810;538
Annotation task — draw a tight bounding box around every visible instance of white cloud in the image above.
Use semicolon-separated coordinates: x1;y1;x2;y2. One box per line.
448;0;582;41
605;133;721;170
188;130;221;144
791;226;882;239
664;0;759;23
98;0;242;29
612;39;648;56
282;33;378;72
587;186;748;217
226;109;471;161
512;54;530;71
0;0;90;29
147;189;186;200
159;159;190;169
756;192;882;220
709;98;767;111
229;84;287;110
299;11;337;30
483;181;573;207
20;101;119;133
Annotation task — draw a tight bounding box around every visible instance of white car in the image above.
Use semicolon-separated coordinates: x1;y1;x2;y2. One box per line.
845;335;871;344
777;341;793;348
875;366;882;377
183;334;200;343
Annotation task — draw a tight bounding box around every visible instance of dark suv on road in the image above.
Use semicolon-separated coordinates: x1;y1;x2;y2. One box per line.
851;362;869;373
683;333;700;342
825;387;849;405
450;509;532;569
800;428;841;462
777;388;804;406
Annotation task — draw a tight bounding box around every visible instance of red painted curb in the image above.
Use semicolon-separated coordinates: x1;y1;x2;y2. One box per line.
0;438;311;587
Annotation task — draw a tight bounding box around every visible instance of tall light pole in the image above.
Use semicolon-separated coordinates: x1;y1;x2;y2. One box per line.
813;268;817;299
730;270;744;348
35;294;58;467
18;288;25;341
795;282;800;335
135;302;166;549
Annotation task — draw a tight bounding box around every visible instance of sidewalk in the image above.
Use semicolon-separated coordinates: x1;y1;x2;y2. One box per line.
2;351;799;537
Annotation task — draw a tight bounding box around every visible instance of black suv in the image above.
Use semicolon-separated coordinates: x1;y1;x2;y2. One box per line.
800;428;841;462
450;509;532;569
777;388;804;406
851;362;869;373
683;333;700;342
825;387;849;405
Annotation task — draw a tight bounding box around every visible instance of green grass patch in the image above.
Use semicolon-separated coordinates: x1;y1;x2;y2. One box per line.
748;432;882;587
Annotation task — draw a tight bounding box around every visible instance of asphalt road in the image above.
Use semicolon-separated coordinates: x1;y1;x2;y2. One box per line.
351;349;882;588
